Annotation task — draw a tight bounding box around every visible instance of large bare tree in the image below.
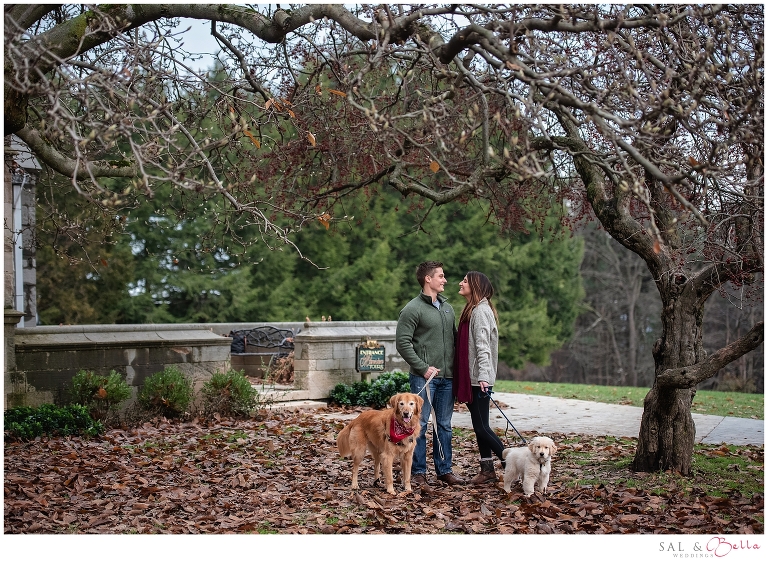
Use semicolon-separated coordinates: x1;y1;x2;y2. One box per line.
4;4;763;473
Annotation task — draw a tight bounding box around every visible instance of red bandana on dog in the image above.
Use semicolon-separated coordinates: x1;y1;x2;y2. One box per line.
389;418;415;443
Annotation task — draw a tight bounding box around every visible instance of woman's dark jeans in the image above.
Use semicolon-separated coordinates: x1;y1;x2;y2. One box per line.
467;385;505;460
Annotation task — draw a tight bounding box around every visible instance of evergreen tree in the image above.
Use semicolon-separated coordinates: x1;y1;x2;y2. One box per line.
37;181;584;369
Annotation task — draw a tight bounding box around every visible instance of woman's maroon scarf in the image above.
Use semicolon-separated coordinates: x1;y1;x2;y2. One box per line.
453;319;473;403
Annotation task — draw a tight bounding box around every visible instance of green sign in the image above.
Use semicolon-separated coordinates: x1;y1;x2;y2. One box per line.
356;345;385;372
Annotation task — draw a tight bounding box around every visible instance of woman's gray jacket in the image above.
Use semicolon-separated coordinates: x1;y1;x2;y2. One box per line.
468;298;498;386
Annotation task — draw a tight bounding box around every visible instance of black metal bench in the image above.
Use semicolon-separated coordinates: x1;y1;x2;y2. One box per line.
228;326;296;379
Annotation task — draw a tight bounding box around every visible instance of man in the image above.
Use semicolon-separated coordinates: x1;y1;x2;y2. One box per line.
396;261;464;492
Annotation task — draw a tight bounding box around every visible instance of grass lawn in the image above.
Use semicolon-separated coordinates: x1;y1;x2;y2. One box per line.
553;434;764;500
492;380;764;420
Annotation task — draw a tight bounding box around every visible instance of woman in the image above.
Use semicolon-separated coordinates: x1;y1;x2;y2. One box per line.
453;271;505;484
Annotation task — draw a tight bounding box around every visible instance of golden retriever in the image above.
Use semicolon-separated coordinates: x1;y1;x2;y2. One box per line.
502;436;557;495
336;392;424;494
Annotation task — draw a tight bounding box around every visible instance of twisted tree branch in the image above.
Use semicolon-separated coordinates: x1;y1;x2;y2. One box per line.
15;126;136;179
655;321;764;389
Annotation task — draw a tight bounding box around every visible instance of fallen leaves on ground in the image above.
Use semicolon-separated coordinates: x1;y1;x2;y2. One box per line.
4;409;763;534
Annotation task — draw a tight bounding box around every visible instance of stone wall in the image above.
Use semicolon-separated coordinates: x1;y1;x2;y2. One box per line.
5;321;408;409
8;324;233;409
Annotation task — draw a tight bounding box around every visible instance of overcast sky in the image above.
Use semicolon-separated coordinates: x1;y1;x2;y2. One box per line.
178;18;222;72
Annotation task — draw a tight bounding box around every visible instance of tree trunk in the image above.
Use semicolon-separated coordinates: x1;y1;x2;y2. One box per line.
632;382;697;474
4;77;27;134
632;289;702;474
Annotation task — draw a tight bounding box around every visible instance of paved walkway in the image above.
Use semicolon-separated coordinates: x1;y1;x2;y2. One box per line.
298;392;764;446
456;392;764;446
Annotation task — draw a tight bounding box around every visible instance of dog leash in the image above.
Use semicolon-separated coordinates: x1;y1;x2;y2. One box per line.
415;372;446;461
415;373;432;397
480;390;527;445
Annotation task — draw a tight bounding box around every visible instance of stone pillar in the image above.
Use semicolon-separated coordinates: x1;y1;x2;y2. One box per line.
4;166;16;309
17;172;37;326
293;321;407;399
5;136;40;326
4;308;24;409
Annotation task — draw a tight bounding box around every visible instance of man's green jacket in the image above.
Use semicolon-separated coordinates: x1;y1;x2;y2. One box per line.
396;291;456;379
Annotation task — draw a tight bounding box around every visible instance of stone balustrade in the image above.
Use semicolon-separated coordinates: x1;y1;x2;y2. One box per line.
3;318;408;409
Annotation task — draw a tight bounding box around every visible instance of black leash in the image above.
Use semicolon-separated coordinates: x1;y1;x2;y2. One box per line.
480;390;527;445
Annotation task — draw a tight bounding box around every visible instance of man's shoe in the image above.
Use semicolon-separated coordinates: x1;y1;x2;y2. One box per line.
411;474;434;494
437;472;465;486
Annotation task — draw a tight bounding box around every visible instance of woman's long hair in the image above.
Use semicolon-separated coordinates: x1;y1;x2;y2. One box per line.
459;271;498;326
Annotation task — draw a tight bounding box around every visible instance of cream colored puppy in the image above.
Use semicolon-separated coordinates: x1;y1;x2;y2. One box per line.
502;436;557;495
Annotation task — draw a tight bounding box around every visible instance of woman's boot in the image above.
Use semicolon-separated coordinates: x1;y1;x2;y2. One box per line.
470;458;497;484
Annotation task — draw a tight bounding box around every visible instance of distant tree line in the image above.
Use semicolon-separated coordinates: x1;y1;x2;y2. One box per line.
505;222;763;394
